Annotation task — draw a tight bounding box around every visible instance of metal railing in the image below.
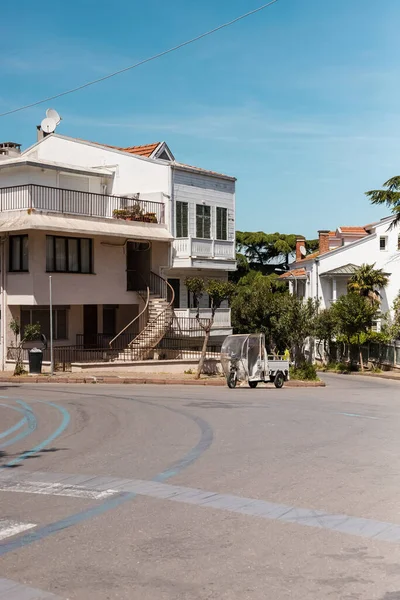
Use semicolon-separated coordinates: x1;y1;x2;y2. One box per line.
109;272;150;350
0;184;165;224
76;333;136;349
7;338;222;371
126;272;175;359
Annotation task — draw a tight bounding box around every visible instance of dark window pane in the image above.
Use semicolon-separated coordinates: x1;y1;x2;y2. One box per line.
11;237;20;271
31;309;50;340
46;237;54;271
80;239;91;273
56;309;67;339
216;207;227;240
68;239;79;272
176;202;188;238
196;205;211;239
55;238;66;271
22;236;29;271
20;310;30;337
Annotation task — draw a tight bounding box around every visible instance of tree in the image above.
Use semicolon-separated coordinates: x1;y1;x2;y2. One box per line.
185;277;236;379
10;319;42;376
332;294;379;370
366;176;400;227
348;263;389;303
236;231;318;272
231;273;317;364
314;308;339;363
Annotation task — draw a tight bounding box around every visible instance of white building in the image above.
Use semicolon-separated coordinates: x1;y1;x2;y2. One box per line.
0;131;236;369
280;217;400;317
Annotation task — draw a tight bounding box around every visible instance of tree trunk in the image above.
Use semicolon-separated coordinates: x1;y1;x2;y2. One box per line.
359;346;364;372
196;327;211;379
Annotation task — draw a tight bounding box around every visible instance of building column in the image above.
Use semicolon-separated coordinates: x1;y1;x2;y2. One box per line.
332;278;337;302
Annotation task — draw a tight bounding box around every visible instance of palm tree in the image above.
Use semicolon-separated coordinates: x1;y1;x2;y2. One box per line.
366;176;400;228
348;263;389;303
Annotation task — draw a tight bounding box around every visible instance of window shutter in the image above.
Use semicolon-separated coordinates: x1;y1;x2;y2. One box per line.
176;202;188;238
204;206;211;239
216;207;227;240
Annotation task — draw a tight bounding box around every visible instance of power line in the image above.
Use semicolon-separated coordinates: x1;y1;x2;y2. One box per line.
0;0;279;118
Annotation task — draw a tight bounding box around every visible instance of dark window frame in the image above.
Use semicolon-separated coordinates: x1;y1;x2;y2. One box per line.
9;235;29;272
46;235;93;274
176;201;188;238
20;307;68;341
196;204;211;239
216;207;228;240
380;236;387;251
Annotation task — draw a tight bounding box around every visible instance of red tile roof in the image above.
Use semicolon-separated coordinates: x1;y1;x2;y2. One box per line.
339;226;367;235
279;268;307;279
119;143;161;157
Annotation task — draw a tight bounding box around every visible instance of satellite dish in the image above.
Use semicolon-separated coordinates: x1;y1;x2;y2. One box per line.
299;245;307;257
46;108;61;124
40;117;56;133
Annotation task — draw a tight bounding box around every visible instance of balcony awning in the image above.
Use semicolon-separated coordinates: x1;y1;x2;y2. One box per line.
0;211;173;242
320;263;360;277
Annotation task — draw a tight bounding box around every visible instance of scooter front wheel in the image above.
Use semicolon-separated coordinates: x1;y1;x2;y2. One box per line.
227;373;237;388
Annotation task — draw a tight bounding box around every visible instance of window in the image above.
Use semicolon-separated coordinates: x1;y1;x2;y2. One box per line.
176;202;188;238
216;207;228;240
380;236;387;251
9;235;28;272
46;236;93;273
196;205;211;239
20;307;68;340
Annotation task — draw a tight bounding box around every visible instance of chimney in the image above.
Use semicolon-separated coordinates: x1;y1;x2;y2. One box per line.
0;142;21;160
295;236;306;262
318;230;330;255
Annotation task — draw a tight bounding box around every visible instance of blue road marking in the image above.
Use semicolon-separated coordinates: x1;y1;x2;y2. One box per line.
2;400;70;468
0;403;26;440
0;401;37;450
0;394;213;555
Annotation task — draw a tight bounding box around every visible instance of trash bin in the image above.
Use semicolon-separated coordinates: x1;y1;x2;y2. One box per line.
28;347;43;374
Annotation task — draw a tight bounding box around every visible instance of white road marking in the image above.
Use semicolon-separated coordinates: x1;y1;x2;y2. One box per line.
0;519;36;541
0;480;117;500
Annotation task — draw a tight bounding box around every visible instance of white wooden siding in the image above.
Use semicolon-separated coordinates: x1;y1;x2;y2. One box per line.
172;170;235;241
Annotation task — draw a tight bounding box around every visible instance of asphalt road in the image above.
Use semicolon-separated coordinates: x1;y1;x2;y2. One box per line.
1;374;400;599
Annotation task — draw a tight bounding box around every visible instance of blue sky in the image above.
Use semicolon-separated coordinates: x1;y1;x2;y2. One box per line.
1;0;399;238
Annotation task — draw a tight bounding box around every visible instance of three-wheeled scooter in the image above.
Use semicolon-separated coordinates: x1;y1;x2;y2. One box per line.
220;333;290;389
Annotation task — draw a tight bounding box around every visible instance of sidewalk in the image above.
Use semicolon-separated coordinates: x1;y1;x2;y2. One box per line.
0;371;325;387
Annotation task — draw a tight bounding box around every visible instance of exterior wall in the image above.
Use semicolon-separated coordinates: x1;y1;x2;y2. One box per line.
172;169;235;241
6;230;169;306
0;165;104;194
301;219;400;314
27;136;171;226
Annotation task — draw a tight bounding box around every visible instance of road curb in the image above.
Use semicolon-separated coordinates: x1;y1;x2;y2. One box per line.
318;370;400;383
0;376;324;387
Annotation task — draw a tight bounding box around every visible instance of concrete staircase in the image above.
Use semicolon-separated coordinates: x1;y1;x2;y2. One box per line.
116;294;173;361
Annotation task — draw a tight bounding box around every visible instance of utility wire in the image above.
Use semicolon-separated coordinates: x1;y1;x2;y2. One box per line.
0;0;279;118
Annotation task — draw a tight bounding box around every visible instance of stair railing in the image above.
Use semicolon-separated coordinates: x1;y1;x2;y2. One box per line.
127;272;175;356
109;271;150;350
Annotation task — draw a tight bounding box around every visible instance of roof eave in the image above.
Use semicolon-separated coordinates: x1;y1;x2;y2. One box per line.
171;163;236;182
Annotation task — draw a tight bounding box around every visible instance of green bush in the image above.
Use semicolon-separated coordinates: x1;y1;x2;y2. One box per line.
290;362;319;381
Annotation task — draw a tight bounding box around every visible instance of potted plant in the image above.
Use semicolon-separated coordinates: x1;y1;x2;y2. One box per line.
143;212;157;223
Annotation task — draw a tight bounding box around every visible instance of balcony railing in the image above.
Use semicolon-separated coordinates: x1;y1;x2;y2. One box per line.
0;184;165;224
173;308;231;334
173;237;235;260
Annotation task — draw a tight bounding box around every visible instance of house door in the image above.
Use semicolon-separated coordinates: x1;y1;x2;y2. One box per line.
83;305;98;347
167;279;180;308
126;242;151;291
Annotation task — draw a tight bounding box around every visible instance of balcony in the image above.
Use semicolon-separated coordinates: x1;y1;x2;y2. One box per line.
173;237;235;263
0;184;165;224
173;308;232;337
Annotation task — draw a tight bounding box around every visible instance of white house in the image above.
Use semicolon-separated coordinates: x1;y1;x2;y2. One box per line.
0;129;236;369
280;217;400;319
